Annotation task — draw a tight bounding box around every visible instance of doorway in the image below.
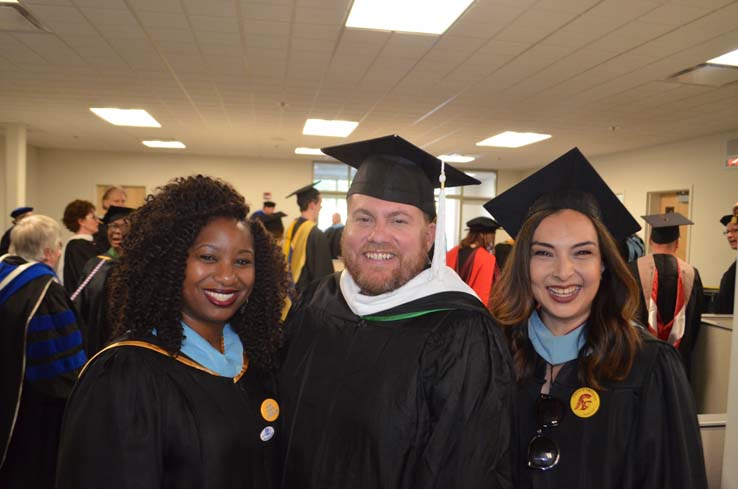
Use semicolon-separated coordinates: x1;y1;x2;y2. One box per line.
645;189;691;262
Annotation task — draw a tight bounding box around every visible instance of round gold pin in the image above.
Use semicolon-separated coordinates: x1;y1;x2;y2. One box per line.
260;398;280;422
570;387;600;418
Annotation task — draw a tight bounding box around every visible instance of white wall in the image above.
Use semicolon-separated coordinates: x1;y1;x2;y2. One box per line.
591;131;738;287
31;148;313;236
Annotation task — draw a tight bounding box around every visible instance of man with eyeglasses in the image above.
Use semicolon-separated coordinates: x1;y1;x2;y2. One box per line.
715;211;738;313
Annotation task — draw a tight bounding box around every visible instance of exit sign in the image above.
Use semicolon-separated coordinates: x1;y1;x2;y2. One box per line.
728;156;738;167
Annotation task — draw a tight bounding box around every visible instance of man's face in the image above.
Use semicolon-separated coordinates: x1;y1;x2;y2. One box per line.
103;189;127;210
263;206;275;215
341;194;434;296
726;222;738;250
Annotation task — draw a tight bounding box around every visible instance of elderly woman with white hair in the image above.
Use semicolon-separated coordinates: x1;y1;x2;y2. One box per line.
0;214;86;489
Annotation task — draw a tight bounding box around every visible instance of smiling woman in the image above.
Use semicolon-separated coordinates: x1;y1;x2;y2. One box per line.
55;175;289;489
486;149;707;489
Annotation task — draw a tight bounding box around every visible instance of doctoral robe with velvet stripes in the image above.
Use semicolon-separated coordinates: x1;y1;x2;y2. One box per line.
0;255;86;489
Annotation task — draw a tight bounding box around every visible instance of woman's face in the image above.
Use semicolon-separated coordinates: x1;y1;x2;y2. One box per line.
78;210;99;235
529;209;603;335
181;217;255;332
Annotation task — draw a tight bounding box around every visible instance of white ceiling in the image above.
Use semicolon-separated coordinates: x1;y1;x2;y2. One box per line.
1;0;738;169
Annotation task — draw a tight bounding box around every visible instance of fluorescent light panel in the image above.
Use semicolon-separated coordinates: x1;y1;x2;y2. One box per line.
346;0;473;35
707;48;738;67
295;147;325;155
302;119;358;137
142;140;185;149
437;154;475;163
476;131;552;148
90;108;161;128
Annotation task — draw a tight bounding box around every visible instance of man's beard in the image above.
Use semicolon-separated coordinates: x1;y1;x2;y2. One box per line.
342;242;429;296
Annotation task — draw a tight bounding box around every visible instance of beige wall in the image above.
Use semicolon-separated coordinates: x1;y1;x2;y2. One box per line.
30;148;313;236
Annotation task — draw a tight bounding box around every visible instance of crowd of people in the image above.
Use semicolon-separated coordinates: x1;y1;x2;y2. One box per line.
1;134;733;489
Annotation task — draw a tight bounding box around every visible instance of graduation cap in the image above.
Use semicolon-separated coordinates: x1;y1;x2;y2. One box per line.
10;206;33;219
483;147;640;241
263;201;276;208
466;217;500;233
720;214;737;226
102;205;134;225
321;135;480;218
286;181;321;209
256;211;286;237
642;212;692;244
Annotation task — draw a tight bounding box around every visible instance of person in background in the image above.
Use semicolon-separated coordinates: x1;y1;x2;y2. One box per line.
73;206;134;356
0;215;86;489
618;234;646;263
56;175;289;489
0;206;34;256
251;201;276;220
446;217;500;307
324;212;344;259
715;210;738;314
256;211;287;244
94;186;128;254
494;241;514;272
282;182;333;297
60;199;99;293
629;213;703;379
279;135;513;489
486;148;706;489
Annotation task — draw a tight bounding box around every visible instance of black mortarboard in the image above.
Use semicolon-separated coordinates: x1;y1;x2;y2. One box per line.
256;211;286;237
466;217;500;233
286;182;321;209
720;214;737;226
103;206;134;225
10;206;33;219
263;201;276;208
321;135;480;218
642;212;692;244
483;147;640;241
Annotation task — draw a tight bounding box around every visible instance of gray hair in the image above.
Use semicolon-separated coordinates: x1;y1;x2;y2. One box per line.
10;214;62;262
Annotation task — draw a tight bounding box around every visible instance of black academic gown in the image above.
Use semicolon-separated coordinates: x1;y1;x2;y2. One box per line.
0;226;12;255
715;260;736;314
512;333;707;489
63;239;98;295
56;335;280;489
73;253;115;356
279;273;514;489
629;254;703;378
290;218;333;294
324;224;344;259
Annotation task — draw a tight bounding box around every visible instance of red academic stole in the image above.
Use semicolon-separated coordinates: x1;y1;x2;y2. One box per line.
637;255;695;347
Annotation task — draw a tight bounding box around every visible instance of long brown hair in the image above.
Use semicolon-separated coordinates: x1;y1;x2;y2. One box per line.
490;207;641;389
459;230;495;249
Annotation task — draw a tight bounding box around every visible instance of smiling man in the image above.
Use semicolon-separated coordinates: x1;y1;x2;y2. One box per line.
278;135;513;489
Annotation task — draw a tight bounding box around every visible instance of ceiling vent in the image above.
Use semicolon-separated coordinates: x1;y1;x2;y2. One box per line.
668;63;738;87
0;0;48;33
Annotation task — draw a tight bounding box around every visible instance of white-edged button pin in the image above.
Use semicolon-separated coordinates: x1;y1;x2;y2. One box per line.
260;426;275;442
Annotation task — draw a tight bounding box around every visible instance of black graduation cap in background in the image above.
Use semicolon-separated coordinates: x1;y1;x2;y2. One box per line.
286;181;321;209
483;147;640;241
466;217;500;233
321;135;480;218
642;212;692;244
263;201;276;208
102;205;134;225
720;214;737;226
10;206;33;219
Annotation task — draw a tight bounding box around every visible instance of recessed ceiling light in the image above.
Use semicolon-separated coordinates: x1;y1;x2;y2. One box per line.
142;140;185;149
707;48;738;67
476;131;552;148
90;108;161;128
302;119;358;137
437;153;475;163
346;0;473;35
295;147;325;155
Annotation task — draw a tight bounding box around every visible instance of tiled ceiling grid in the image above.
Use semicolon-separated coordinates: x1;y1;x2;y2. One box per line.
0;0;737;168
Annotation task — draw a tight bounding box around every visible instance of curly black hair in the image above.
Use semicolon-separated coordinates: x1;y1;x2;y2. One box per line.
107;175;289;370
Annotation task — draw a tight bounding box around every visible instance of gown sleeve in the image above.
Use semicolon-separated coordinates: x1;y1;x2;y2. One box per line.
415;311;514;489
55;347;167;489
306;227;334;283
629;343;708;489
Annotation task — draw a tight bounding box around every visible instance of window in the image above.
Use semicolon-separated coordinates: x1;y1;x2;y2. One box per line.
312;162;497;248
